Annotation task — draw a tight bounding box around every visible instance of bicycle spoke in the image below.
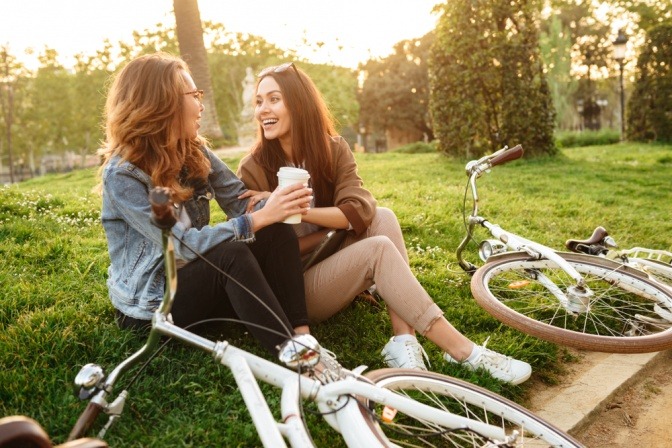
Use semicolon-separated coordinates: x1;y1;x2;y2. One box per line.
362;370;580;447
472;252;672;352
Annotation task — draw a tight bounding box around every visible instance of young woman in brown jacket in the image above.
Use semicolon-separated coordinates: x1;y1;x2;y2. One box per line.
236;62;531;385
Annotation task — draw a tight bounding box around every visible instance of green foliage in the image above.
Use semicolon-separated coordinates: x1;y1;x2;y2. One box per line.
627;22;672;142
0;21;361;169
391;140;437;154
429;0;556;158
301;63;359;134
540;16;579;130
358;33;434;140
555;129;621;148
614;0;672;32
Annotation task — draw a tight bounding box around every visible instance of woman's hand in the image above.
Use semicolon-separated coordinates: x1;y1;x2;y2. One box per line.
239;189;271;213
249;183;312;231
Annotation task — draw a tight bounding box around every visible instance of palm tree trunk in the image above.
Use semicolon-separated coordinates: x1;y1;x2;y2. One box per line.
173;0;223;139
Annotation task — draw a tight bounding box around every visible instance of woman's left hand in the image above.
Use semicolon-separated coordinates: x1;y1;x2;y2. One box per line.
239;189;271;213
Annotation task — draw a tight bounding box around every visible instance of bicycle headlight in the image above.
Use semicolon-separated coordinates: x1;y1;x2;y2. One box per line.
479;240;507;261
73;363;105;399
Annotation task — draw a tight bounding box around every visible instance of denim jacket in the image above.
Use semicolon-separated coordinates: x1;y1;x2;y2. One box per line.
101;148;256;320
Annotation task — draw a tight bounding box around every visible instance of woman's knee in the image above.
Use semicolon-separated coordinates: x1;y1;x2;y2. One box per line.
358;235;397;260
375;207;398;223
207;241;255;267
262;222;297;240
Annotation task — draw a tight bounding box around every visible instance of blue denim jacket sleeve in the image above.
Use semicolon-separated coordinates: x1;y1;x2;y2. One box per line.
101;155;255;320
205;149;258;217
103;156;254;261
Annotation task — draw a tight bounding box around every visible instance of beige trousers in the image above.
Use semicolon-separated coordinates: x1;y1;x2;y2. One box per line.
303;207;444;335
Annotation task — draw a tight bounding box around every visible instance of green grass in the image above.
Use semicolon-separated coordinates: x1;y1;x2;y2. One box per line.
1;142;671;446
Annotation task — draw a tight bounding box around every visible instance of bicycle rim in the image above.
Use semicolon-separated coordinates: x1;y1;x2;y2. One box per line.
359;369;581;447
471;252;672;353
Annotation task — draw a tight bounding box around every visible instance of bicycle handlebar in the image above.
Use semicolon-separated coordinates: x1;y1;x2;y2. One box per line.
465;144;524;177
149;187;177;230
489;144;523;168
67;401;104;441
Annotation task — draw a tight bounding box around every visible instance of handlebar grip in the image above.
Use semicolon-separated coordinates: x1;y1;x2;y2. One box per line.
67;401;104;441
489;144;524;168
149;187;177;230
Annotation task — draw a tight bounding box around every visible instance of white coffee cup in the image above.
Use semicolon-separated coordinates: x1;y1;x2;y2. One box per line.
277;167;310;224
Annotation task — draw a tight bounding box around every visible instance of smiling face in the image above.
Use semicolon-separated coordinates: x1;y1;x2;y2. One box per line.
180;70;203;140
255;76;292;149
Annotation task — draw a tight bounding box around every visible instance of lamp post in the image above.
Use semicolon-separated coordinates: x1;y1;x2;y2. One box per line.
613;29;628;140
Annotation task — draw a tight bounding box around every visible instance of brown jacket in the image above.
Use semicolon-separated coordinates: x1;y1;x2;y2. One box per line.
237;136;377;236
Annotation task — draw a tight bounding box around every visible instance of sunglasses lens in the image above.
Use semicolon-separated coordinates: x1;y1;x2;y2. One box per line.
275;62;293;73
258;62;295;78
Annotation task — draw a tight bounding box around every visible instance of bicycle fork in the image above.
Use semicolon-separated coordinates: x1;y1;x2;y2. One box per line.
461;218;596;313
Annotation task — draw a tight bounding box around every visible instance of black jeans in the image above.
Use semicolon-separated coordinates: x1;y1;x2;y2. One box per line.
118;223;308;354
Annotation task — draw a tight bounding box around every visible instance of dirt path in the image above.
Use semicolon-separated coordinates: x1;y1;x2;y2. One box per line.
526;349;672;447
573;350;672;447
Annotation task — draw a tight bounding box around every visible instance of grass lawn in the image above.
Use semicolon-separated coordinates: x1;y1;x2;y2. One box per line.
1;141;671;446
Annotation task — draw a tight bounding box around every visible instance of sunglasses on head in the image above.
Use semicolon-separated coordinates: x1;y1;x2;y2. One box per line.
257;62;308;90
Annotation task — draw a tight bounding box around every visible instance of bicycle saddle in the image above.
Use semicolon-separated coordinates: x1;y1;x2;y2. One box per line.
565;226;610;253
0;416;108;448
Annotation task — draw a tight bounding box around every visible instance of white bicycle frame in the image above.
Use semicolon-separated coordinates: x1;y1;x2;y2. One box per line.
72;192;510;447
146;313;508;448
610;247;672;290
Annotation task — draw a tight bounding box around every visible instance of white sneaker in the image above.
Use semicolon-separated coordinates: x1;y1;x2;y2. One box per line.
315;347;350;383
381;337;429;370
443;339;531;385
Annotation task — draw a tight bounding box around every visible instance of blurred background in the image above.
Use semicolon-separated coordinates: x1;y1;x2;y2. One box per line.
0;0;670;183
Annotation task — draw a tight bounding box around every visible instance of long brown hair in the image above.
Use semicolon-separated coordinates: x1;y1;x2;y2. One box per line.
250;64;336;206
99;52;209;202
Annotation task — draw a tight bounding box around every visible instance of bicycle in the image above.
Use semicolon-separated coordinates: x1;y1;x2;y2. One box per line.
455;145;672;354
566;226;672;307
60;187;581;447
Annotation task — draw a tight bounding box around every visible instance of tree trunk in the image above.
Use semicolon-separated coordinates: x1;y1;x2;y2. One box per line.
173;0;223;139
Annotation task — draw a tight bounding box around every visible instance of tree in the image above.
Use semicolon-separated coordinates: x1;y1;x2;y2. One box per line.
358;33;434;150
627;23;672;142
540;16;578;130
25;49;75;172
430;0;556;158
173;0;223;139
205;23;292;143
303;63;359;137
70;54;110;164
0;46;25;182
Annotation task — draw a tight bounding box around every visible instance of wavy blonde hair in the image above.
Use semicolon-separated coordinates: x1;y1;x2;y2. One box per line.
99;52;210;202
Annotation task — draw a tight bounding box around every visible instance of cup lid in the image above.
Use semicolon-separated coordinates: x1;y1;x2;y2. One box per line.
277;167;310;178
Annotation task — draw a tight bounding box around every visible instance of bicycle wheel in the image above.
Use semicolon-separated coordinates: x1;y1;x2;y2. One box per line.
471;251;672;353
359;369;582;447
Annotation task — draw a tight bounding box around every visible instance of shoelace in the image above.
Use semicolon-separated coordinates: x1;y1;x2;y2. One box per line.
406;340;431;369
315;348;346;383
473;337;512;372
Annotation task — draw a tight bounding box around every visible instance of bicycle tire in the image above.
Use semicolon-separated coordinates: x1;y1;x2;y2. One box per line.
359;369;582;447
471;251;672;353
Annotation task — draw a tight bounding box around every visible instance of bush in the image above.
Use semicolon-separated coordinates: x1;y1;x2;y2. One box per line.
628;23;672;143
392;141;438;154
555;129;621;148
